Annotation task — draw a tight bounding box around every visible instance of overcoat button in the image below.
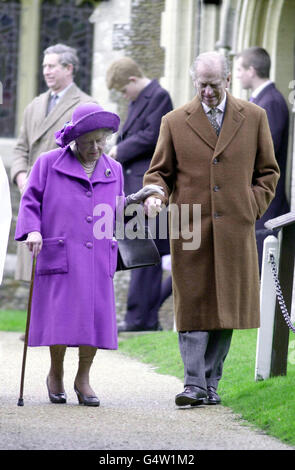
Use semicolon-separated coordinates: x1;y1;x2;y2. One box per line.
86;242;93;249
213;185;220;192
214;212;220;219
105;168;111;177
58;239;64;245
86;191;92;197
213;158;219;164
86;216;93;223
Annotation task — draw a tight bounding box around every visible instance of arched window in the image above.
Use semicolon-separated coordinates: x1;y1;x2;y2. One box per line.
38;0;95;95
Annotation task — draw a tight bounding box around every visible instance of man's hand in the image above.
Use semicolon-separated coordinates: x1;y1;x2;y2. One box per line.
109;145;118;159
25;231;43;258
144;196;163;217
16;172;27;194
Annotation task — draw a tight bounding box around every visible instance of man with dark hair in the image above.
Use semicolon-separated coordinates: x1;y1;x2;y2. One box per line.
236;46;290;270
11;43;94;281
106;57;173;332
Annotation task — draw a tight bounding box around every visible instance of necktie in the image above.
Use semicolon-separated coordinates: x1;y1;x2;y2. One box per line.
207;108;220;135
47;94;58;115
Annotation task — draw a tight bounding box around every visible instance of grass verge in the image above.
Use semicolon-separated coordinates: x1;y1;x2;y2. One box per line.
119;329;295;447
0;310;26;332
1;310;294;446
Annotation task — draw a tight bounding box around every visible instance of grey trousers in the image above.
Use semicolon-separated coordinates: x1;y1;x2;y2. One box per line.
178;330;233;391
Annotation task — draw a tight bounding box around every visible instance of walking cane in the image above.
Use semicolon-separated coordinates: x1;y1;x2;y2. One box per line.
17;255;37;406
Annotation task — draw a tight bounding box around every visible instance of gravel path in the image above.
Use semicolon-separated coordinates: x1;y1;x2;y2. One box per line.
0;331;293;451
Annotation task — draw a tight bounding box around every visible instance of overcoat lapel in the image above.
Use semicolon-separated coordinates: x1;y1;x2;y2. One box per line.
122;98;148;134
185;96;217;150
52;149;117;184
33;84;83;144
122;80;158;134
185;93;245;158
213;93;245;158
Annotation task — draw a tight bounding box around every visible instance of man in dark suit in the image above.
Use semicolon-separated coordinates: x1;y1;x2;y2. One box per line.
236;47;290;270
106;57;173;332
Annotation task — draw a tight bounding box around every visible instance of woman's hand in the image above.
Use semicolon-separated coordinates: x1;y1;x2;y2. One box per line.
125;184;164;207
25;231;43;258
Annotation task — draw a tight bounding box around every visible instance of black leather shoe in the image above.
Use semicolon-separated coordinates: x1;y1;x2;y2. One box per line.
175;385;207;406
74;384;100;407
46;377;67;404
117;320;162;333
204;386;221;405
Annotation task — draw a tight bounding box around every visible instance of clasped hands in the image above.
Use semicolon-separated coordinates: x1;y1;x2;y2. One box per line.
125;184;164;218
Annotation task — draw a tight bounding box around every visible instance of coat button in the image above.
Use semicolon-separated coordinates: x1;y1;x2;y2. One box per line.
214;212;221;219
86;191;92;197
58;239;64;245
85;242;93;249
86;216;93;223
213;185;220;192
213;158;220;165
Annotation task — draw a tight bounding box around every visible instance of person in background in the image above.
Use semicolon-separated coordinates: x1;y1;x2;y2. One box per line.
143;51;279;407
236;46;290;270
11;43;94;282
106;57;173;332
0;156;12;285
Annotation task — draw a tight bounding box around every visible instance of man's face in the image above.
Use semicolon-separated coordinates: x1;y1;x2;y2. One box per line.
43;53;73;93
194;62;229;108
120;78;141;102
235;57;253;89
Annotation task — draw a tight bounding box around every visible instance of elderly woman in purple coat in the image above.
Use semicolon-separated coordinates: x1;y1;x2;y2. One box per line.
15;103;161;406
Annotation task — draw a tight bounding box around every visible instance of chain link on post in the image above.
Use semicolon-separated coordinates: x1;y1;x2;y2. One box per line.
269;253;295;334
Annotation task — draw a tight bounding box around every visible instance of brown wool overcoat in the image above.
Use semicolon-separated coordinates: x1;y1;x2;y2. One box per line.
11;83;94;281
143;92;280;331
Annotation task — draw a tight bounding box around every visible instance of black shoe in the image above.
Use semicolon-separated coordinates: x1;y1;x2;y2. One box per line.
175;385;207;407
46;377;67;404
117;320;162;333
74;384;100;407
204;386;221;405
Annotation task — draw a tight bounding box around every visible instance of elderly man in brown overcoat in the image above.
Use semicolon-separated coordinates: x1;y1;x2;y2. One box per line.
144;51;279;407
11;43;94;281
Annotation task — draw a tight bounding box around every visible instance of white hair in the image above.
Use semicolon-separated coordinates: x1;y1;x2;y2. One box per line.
190;51;230;81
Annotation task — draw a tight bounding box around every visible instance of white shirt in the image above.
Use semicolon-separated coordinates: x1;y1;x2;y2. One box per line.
251;80;272;99
202;93;227;127
49;82;73;104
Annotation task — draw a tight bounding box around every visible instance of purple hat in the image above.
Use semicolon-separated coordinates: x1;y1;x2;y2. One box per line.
55;102;120;147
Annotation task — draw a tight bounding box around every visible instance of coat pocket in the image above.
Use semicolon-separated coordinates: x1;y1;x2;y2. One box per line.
109;238;118;278
37;237;68;275
248;187;259;221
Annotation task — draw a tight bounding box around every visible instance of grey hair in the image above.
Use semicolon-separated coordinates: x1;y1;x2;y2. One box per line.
190;51;230;81
43;43;80;75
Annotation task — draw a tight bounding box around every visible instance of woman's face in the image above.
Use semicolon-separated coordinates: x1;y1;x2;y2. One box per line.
75;129;110;162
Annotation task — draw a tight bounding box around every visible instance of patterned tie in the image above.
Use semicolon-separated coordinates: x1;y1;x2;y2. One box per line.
207;108;220;135
46;94;58;115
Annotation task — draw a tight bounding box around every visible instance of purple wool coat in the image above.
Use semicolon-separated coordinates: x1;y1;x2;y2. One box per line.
15;146;124;349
